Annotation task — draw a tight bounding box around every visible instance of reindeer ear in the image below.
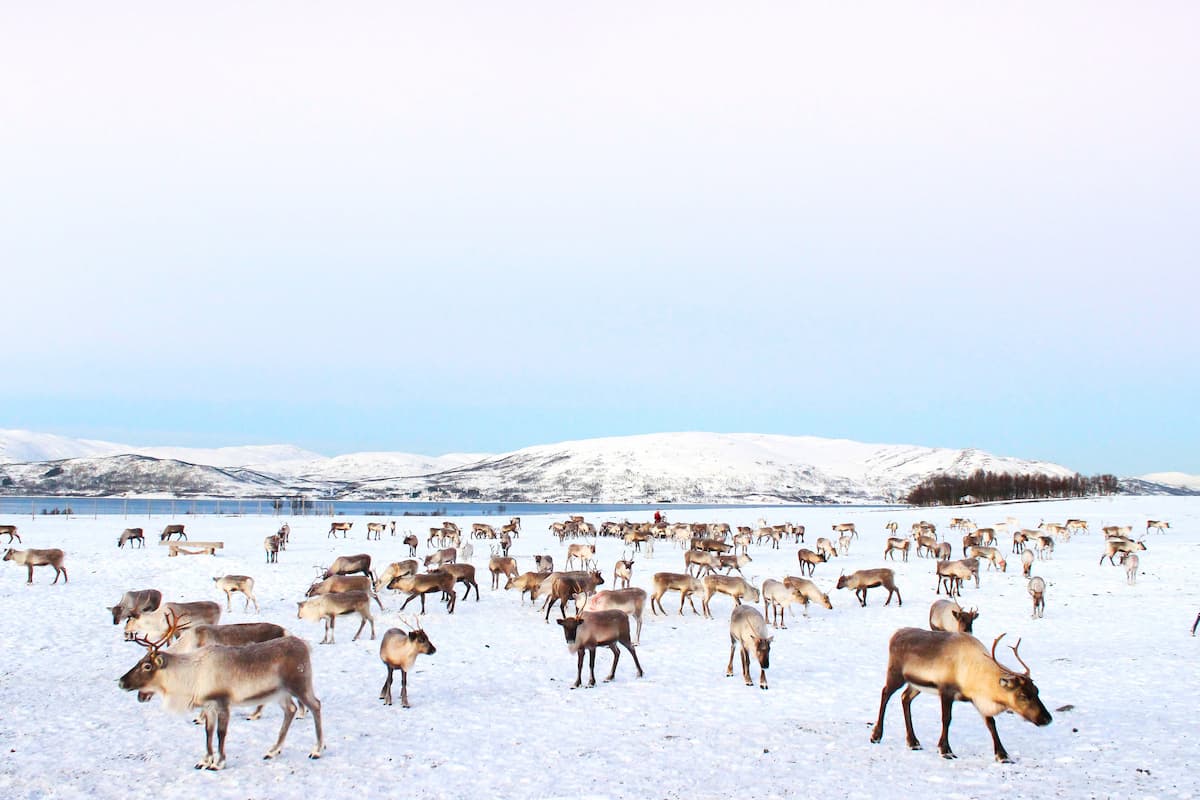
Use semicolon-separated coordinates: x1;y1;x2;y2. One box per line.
999;677;1015;689
153;655;165;668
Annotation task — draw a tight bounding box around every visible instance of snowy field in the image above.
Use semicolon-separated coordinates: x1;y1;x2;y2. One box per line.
0;496;1197;800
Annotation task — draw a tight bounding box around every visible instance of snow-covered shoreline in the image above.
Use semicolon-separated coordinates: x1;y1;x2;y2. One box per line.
0;496;1196;799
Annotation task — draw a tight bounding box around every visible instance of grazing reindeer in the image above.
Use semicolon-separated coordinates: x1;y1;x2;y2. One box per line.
966;545;1007;572
1101;538;1146;565
782;576;833;617
308;575;385;611
123;601;221;641
543;571;605;622
275;523;290;549
936;558;979;598
727;605;772;689
118;612;324;770
885;521;899;536
160;524;187;542
556;610;644;689
796;548;827;576
212;575;259;612
701;575;761;618
431;562;480;601
761;579;806;629
815;537;838;560
296;590;376;643
716;552;752;576
118;528;145;549
264;534;281;563
832;522;857;540
837;569;901;607
1011;529;1032;554
884;538;911;562
1021;549;1034;578
1028;577;1046;618
928;599;978;633
613;555;635;589
109;589;163;625
327;521;353;539
683;549;721;577
424;548;457;570
583;588;648;645
375;561;419;595
1146;519;1169;534
322;554;374;581
1119;552;1139;585
379;617;436;708
870;629;1052;762
650;572;705;616
3;548;67;584
504;571;544;604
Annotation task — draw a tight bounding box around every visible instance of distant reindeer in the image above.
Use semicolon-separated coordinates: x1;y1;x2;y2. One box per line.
118;528;145;549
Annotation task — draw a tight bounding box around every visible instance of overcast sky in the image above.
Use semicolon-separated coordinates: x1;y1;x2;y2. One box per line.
2;2;1197;475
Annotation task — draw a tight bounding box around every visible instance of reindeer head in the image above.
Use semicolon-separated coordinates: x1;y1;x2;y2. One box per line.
991;634;1052;726
118;611;187;701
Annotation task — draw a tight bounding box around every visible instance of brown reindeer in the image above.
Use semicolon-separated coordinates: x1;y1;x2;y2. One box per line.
489;556;520;590
836;568;901;607
928;599;978;633
118;612;324;769
390;572;457;615
3;548;67;584
118;528;144;549
650;572;705;616
378;617;436;708
109;589;163;625
727;605;772;689
296;590;376;643
327;521;353;539
556;609;644;688
160;524;187;542
0;525;20;543
870;629;1051;761
583;588;648;645
212;575;259;612
796;548;827;576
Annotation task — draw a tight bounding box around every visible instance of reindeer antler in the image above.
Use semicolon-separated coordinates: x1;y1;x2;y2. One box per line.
1009;637;1031;676
990;632;1007;662
132;610;187;653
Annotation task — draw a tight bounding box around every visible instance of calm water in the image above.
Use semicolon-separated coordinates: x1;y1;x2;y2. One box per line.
0;495;887;519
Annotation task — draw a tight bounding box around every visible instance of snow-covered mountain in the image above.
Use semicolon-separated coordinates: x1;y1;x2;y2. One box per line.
1139;471;1200;492
344;432;1081;503
0;428;1183;502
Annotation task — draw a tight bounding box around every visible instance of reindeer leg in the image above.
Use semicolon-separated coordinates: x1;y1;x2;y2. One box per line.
380;665;394;704
574;649;585;689
900;685;924;750
624;639;644;677
208;701;230;770
741;647;752;686
353;615;367;641
265;697;296;760
936;691;957;758
587;648;598;687
985;716;1011;762
871;671;903;744
198;706;217;768
604;643;620;681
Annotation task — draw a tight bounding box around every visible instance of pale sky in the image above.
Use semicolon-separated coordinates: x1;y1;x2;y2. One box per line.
2;2;1197;475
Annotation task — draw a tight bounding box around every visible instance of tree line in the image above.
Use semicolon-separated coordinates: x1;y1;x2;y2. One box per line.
905;470;1120;507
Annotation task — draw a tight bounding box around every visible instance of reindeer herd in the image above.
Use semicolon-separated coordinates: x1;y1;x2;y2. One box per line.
0;508;1188;771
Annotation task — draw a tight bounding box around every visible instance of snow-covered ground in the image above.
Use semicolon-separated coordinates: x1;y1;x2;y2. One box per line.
0;496;1196;799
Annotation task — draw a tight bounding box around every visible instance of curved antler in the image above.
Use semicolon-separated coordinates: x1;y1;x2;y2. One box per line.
132;610;187;653
1009;637;1031;676
991;632;1007;662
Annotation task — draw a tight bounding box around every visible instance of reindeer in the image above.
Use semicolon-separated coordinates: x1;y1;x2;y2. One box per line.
796;548;827;576
837;533;853;555
1011;529;1033;554
543;571;605;622
378;618;436;708
172;621;290;725
716;552;752;576
0;525;20;543
1034;535;1055;560
390;572;458;615
928;599;978;633
836;569;901;607
556;610;644;689
1101;538;1146;565
782;576;833;617
1119;551;1139;585
160;524;187;542
118;528;145;549
815;537;838;560
124;601;221;641
118;612;324;769
322;553;374;581
1146;519;1170;534
832;522;857;541
307;575;384;611
613;555;635;589
403;534;419;557
3;548;67;584
534;554;554;574
727;605;772;689
701;575;760;618
431;562;480;601
212;575;259;613
489;556;519;590
936;558;979;597
296;590;376;643
884;538;911;562
275;523;290;549
366;522;386;540
423;548;457;570
650;572;705;616
974;527;997;547
932;541;952;561
327;521;353;539
566;543;597;570
885;521;899;536
870;629;1051;761
504;571;545;604
966;545;1007;572
761;579;806;628
1065;519;1089;535
914;533;939;558
755;527;783;550
1038;521;1068;542
1028;577;1046;618
583;588;648;645
683;549;721;577
264;534;281;563
109;589;163;625
1021;549;1034;578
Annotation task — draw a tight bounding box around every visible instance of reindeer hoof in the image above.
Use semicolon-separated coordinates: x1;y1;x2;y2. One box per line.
940;751;957;760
